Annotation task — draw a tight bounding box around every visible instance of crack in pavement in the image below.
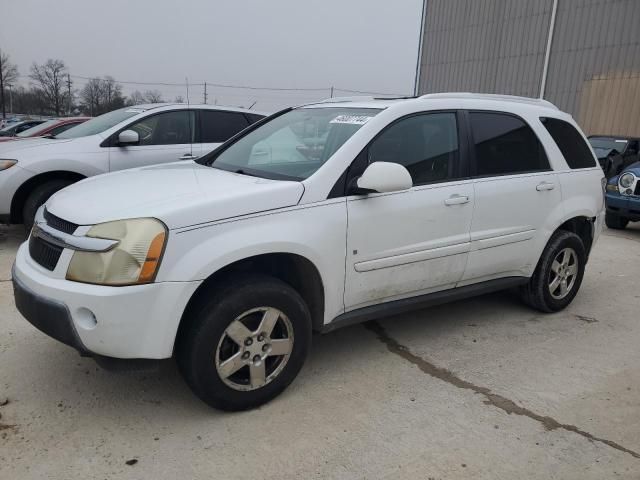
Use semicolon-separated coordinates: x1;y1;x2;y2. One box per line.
365;321;640;460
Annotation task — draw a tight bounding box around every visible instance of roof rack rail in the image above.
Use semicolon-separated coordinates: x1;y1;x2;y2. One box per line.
315;96;377;104
419;92;559;109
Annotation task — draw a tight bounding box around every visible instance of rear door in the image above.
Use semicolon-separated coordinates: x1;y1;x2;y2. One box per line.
461;111;561;284
108;110;199;171
199;110;251;156
344;111;474;310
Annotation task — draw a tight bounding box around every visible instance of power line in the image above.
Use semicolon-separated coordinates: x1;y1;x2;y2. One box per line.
16;73;407;96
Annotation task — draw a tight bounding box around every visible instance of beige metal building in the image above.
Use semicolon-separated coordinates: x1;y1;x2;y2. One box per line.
416;0;640;136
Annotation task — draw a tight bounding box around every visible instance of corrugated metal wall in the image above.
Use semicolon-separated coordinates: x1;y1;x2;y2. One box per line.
418;0;640;136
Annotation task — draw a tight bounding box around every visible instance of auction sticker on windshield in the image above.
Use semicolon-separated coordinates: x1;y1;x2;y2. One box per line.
330;115;373;125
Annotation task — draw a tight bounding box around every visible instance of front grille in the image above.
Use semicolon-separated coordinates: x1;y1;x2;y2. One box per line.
44;208;78;234
635;182;640;196
29;235;63;271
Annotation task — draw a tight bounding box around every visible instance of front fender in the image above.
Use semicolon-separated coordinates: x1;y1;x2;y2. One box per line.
158;200;348;323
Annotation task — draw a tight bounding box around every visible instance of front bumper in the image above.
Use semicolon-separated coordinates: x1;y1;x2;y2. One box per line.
605;193;640;221
12;264;90;355
12;243;201;359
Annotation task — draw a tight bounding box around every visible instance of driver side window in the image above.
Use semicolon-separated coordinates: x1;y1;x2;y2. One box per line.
367;112;460;185
127;111;194;146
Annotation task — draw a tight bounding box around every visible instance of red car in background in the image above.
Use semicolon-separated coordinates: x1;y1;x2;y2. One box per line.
0;117;90;142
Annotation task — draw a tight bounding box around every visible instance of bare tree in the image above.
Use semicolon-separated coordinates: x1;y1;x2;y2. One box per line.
143;90;163;103
127;90;146;105
79;76;125;116
29;59;68;116
174;95;184;103
0;50;19;120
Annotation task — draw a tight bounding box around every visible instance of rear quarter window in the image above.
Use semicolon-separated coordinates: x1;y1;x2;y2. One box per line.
540;117;596;169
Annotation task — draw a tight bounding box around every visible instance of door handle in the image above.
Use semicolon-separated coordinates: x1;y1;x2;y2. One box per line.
444;194;470;206
179;153;198;160
536;182;555;191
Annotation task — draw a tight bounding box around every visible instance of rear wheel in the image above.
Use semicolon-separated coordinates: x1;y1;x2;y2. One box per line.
22;179;74;231
605;211;628;230
177;274;312;411
521;230;586;313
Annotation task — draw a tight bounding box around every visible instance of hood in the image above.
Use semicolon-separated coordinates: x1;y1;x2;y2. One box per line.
46;162;305;229
622;161;640;176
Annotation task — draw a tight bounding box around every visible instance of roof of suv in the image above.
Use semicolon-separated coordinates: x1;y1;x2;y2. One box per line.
303;92;563;116
131;103;269;116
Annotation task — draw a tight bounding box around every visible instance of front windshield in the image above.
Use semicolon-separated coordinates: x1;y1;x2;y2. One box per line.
209;107;382;181
589;137;628;155
56;107;144;139
16;119;58;137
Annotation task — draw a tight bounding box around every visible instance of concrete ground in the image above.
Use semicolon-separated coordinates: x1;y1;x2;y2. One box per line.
0;224;639;480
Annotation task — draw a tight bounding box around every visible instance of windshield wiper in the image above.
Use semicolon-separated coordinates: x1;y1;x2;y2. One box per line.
233;169;258;177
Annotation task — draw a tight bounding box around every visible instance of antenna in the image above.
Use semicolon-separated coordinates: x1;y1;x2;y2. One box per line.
185;77;193;157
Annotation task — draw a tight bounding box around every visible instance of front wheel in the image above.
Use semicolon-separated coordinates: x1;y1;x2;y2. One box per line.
520;231;586;313
605;212;628;230
22;179;74;231
177;274;312;411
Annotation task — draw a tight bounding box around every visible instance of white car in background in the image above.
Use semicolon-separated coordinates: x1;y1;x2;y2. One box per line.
12;94;604;411
0;104;266;228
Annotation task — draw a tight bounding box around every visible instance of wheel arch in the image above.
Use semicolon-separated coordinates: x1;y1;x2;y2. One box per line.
10;170;86;223
174;252;326;354
555;215;595;256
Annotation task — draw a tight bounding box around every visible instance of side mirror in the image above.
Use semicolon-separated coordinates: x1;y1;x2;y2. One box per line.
353;162;412;194
118;130;139;145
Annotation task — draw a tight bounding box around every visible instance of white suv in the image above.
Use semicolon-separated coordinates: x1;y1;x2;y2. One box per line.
0;104;265;229
12;94;605;410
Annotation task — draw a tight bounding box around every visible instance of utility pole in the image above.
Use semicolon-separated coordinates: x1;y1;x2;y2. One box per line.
66;73;72;115
203;82;208;104
0;49;5;120
8;84;12;114
330;86;334;98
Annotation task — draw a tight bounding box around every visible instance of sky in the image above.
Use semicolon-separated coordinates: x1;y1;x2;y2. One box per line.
1;0;423;112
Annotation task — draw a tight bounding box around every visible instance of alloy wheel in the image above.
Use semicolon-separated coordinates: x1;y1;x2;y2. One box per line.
215;307;294;391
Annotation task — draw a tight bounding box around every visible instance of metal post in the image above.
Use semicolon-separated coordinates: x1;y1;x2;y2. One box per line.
540;0;558;99
203;82;208;104
414;0;427;96
330;86;334;98
8;84;12;113
66;73;72;115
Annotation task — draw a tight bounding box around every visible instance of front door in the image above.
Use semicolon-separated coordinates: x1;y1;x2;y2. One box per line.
344;111;474;311
108;110;200;171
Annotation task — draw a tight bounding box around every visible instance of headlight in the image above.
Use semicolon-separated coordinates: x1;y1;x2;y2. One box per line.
619;173;635;189
0;159;17;171
606;183;619;193
66;218;167;286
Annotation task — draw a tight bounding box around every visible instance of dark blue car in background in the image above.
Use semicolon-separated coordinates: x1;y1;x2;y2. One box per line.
605;162;640;229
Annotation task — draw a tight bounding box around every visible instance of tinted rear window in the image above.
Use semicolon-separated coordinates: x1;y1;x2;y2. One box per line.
541;117;596;169
200;111;250;143
470;112;549;176
245;113;265;124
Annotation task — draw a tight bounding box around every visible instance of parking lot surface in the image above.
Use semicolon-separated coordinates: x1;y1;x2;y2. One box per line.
1;224;639;479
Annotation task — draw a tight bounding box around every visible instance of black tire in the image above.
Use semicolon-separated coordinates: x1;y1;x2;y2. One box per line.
22;179;74;231
520;230;586;313
176;274;312;411
605;211;628;230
